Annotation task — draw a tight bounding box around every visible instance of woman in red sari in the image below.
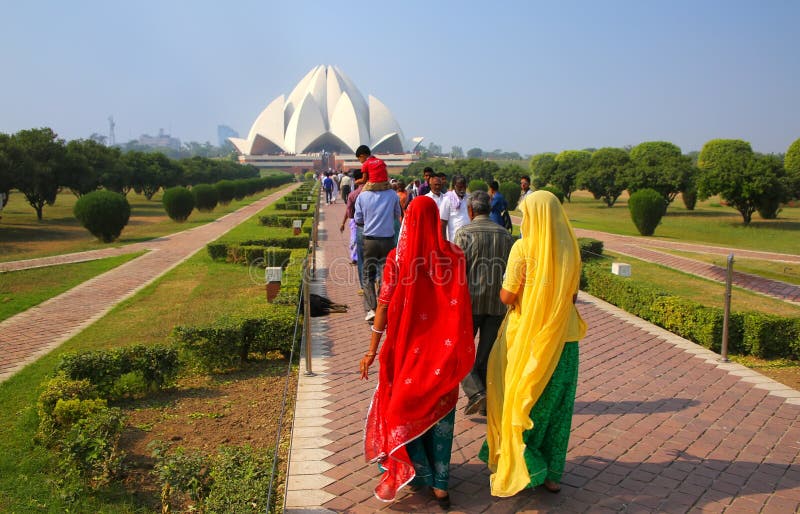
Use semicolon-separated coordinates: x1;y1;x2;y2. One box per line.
360;195;474;508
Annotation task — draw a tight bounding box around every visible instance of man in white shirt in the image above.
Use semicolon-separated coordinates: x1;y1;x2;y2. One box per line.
440;175;470;243
517;175;534;210
424;174;444;210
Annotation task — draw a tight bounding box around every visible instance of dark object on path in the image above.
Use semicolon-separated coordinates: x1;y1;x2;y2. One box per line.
301;294;349;317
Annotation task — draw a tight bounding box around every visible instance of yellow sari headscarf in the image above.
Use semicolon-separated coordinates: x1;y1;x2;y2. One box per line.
484;190;587;497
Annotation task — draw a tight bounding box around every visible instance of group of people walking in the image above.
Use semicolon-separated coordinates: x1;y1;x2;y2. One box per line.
332;145;586;509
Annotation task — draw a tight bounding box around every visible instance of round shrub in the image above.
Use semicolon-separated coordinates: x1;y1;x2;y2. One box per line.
304;171;316;181
215;180;236;205
539;186;565;203
162;186;195;222
499;181;521;210
468;179;488;193
628;188;665;236
192;184;219;212
73;190;131;243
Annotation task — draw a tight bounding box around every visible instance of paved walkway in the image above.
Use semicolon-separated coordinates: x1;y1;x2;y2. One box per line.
0;184;300;383
285;201;800;513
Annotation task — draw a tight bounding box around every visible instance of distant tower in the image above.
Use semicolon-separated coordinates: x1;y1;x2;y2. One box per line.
108;116;116;146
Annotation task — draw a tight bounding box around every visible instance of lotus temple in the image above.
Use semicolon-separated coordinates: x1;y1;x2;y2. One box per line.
230;65;422;174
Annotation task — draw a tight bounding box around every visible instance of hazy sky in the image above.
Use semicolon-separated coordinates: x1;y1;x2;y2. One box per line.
1;1;798;155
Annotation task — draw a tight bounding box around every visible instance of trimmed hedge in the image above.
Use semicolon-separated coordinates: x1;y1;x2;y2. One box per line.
582;264;800;358
578;238;604;261
57;345;180;397
207;243;293;268
173;305;299;371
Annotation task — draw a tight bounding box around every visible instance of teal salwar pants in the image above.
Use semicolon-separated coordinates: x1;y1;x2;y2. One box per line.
406;409;456;491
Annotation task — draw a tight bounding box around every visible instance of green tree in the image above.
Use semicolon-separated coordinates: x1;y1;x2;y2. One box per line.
128;152;182;200
577;147;630;207
452;158;499;183
753;154;791;220
451;146;464;158
696;139;781;224
786;138;800;199
627;141;694;207
494;163;527;184
552;150;591;201
63;139;122;196
0;133;12;205
529;152;557;188
466;147;484;158
8;128;67;220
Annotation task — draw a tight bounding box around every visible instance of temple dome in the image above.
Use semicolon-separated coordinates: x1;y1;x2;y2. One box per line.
230;65;411;155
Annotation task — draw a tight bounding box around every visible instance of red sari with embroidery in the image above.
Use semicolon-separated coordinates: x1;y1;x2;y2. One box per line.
364;196;474;501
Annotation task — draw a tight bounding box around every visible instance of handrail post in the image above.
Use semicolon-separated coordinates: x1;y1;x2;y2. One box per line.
720;253;734;363
303;258;314;376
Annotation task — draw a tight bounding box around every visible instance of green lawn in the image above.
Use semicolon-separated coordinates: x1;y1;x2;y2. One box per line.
0;183;294;263
563;191;800;255
0;205;298;512
0;252;145;322
657;248;800;286
602;250;800;318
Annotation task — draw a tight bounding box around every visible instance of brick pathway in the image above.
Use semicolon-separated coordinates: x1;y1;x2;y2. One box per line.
570;228;800;305
0;184;300;382
286;202;800;513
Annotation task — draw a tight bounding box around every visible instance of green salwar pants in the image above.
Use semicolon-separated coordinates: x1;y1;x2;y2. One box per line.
479;341;579;488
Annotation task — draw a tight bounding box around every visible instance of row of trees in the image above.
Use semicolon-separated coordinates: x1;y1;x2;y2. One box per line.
403;137;800;225
528;138;800;224
0;128;261;220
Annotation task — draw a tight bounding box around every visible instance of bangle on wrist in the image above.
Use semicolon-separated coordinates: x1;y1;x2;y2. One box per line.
365;352;376;357
370;326;385;334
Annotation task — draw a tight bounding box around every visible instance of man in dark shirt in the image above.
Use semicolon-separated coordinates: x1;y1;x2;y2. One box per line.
454;191;514;415
417;166;434;196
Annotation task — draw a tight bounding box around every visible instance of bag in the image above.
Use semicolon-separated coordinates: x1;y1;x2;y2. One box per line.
501;208;513;232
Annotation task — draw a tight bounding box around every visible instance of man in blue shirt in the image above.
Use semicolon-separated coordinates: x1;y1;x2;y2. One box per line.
354;184;401;321
488;180;508;228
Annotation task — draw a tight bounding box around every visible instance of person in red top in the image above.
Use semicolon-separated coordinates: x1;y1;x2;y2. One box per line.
356;145;390;191
360;196;474;508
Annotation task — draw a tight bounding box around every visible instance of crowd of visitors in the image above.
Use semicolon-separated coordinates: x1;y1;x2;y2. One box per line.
322;145;586;508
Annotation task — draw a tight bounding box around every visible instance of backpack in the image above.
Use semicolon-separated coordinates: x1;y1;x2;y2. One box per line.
501;208;513;232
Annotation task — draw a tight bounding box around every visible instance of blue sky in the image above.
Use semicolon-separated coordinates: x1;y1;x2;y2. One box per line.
1;0;798;155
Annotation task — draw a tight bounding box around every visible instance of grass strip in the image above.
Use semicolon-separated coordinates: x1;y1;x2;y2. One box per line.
603;250;800;317
0;252;145;322
0;200;304;512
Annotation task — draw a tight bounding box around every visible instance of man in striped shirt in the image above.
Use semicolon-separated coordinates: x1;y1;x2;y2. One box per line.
454;190;514;415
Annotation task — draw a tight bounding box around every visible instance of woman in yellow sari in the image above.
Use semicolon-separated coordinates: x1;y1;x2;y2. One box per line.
479;190;587;497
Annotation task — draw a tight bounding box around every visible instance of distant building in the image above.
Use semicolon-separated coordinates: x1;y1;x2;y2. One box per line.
217;125;239;148
230;65;423;174
138;129;181;151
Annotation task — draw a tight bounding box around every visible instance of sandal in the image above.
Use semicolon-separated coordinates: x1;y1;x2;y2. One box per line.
431;487;450;510
543;479;561;493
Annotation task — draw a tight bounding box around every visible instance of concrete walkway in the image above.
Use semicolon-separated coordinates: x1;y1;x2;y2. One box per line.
0;184;299;383
285;201;800;513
